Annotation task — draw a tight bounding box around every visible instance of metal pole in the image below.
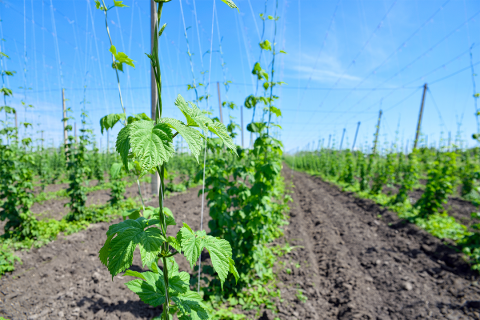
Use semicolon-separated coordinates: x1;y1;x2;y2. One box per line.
217;82;223;124
372;109;383;154
339;128;346;150
413;83;428;150
151;0;159;195
352;121;361;150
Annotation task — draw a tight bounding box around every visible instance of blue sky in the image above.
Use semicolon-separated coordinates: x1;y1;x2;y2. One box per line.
1;0;479;153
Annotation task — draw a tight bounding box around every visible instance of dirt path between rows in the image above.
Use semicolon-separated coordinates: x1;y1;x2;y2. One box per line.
2;169;480;319
0;186;206;320
273;170;480;320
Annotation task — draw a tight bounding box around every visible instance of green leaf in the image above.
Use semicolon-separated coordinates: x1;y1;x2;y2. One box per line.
163;207;176;226
109;45;135;69
246;122;267;133
207;121;237;154
220;0;238;10
110;162;124;179
168;274;189;294
116;125;131;169
160;117;203;161
174;95;237;155
204;236;232;288
124;269;147;281
113;0;128;7
100;113;125;134
159;23;167;37
269;106;282;117
175;95;209;133
259;40;272;51
167;236;181;252
229;258;239;283
172;290;209;320
119;120;174;172
99;218;165;278
125;271;166;307
179;225;203;269
99;234;114;266
127;113;151;124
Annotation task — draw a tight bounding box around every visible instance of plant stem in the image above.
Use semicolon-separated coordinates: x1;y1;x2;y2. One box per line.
152;3;169;318
136;179;145;210
100;0;127;119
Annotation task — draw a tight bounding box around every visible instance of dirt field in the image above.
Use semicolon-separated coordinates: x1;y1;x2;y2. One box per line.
1;170;480;319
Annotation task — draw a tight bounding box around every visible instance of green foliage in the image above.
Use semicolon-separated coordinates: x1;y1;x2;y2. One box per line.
392;151;419;205
100;113;125;134
415;152;457;217
64;110;92;222
0;243;21;276
97;2;239;319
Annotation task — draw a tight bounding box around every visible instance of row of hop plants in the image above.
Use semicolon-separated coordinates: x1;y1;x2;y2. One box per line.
286;145;480;270
91;0;294;318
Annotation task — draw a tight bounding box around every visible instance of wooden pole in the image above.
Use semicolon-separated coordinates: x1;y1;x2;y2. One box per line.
372;109;383;154
413;83;428;150
217;82;223;124
151;0;159;196
352;121;361;150
339;128;346;150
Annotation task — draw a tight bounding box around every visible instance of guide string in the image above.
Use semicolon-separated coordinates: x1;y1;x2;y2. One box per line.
197;0;217;293
197;133;208;293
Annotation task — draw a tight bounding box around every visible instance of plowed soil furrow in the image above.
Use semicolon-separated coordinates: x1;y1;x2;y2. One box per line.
0;186;205;320
2;169;480;320
279;170;480;320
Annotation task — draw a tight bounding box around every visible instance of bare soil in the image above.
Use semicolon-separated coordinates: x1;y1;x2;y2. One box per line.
0;185;206;320
266;170;480;320
1;170;480;319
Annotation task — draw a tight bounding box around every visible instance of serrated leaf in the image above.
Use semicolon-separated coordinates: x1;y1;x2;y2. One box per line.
179;226;203;269
127;120;174;172
110;162;124;179
175;95;209;133
125;272;166;307
116;125;131;168
127;113;151;124
100;218;165;278
168;275;188;294
204;236;232;288
167;236;181;252
269;106;282;117
139;228;165;267
124;269;147;281
110;45;135;68
172;290;209;320
220;0;238;10
207;121;237;154
228;258;239;283
165;256;180;275
99;234;114;266
160;117;202;161
113;0;128;7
